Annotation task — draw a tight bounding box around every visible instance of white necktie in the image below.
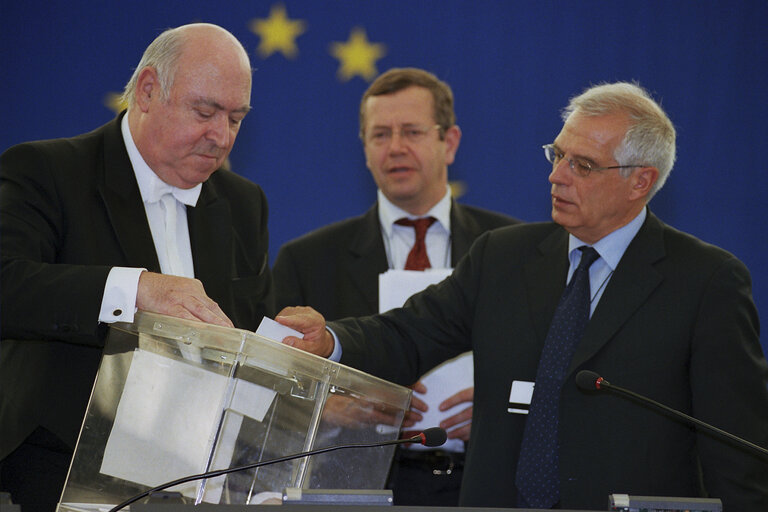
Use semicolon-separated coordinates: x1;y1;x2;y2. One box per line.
160;193;184;276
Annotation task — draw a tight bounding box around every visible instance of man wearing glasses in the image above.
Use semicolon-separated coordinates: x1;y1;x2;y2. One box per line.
277;82;768;510
272;67;518;506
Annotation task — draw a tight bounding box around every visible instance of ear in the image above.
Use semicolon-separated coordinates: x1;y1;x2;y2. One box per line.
443;125;462;165
629;166;659;201
135;67;159;113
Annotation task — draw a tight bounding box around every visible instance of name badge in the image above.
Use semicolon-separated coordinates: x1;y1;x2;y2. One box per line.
508;380;534;414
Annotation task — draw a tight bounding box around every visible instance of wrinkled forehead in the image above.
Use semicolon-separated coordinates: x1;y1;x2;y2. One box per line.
172;47;252;108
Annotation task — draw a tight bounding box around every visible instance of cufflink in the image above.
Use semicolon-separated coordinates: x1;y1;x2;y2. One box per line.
113;309;123;317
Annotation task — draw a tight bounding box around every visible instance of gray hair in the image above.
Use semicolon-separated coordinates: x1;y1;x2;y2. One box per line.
120;27;187;106
562;82;676;201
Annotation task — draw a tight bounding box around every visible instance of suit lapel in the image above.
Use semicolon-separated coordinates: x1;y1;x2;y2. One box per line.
568;213;666;374
98;114;160;271
347;204;389;312
450;201;482;265
188;179;232;305
525;227;571;346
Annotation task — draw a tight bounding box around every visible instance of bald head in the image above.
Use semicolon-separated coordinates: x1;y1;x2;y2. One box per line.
122;23;251;107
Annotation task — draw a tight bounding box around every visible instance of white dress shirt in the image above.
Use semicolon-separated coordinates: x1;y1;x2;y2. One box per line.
97;115;201;324
378;186;453;270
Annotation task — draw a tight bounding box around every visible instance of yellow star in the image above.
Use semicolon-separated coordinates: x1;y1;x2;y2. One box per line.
104;92;128;114
329;27;386;82
449;180;467;199
249;3;306;59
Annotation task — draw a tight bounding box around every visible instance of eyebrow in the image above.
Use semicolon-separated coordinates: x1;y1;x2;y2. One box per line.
552;142;599;166
192;98;251;114
370;122;423;129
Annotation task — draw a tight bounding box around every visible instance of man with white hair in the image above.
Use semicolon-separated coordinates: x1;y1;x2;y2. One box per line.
277;82;768;510
0;23;273;510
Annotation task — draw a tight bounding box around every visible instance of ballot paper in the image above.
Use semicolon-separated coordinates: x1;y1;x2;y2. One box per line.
256;316;304;343
379;269;471;452
101;345;277;500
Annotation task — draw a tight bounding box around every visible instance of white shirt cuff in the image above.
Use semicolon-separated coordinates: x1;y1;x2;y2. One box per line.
327;326;342;362
99;267;145;323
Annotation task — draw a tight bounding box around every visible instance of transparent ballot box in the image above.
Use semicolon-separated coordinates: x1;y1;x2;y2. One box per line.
58;311;411;511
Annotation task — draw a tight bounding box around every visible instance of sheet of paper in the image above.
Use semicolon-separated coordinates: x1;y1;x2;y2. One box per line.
378;269;471;452
101;349;229;495
378;269;452;313
407;352;473;452
101;348;279;499
256;316;304;342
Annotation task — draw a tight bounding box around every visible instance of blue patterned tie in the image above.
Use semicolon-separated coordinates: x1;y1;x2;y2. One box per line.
515;246;600;508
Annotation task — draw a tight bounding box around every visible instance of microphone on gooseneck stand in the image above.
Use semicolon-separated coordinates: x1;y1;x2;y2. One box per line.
413;426;448;447
108;427;448;512
575;370;768;458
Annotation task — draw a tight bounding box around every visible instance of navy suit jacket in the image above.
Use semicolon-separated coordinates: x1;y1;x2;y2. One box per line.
329;214;768;511
0;113;274;459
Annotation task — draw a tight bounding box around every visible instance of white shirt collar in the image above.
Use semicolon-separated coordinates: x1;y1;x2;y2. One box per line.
120;114;201;206
378;185;452;238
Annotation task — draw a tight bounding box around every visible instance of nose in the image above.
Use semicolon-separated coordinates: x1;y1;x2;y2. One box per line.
548;158;571;185
206;114;231;148
388;130;407;153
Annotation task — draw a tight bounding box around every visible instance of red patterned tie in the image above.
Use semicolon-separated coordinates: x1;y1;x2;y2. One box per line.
395;217;437;270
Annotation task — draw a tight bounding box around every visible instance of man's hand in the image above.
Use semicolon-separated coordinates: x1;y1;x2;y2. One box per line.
275;306;334;357
402;380;428;428
438;386;474;441
136;271;233;328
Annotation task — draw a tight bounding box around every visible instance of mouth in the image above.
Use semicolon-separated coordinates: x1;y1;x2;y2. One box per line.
552;194;575;208
387;166;413;174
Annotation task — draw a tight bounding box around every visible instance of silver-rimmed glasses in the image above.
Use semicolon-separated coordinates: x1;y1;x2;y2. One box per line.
543;144;646;177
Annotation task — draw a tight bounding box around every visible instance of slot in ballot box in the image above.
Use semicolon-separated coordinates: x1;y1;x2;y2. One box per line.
57;311;411;511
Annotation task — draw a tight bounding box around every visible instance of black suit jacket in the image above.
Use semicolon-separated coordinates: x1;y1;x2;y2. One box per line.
0;114;274;459
272;201;519;318
330;214;768;511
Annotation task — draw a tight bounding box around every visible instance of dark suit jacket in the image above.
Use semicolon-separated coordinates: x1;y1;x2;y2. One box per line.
272;201;519;318
329;214;768;511
0;113;274;459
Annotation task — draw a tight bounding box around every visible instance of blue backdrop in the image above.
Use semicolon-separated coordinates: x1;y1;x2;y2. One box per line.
2;1;766;356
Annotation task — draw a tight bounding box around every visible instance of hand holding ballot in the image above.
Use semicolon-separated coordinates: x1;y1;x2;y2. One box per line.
275;306;335;358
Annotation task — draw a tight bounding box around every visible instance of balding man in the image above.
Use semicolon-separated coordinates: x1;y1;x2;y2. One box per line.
0;23;273;511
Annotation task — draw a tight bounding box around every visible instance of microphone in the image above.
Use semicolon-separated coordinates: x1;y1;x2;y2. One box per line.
419;425;448;447
575;370;768;458
575;370;607;391
108;427;447;512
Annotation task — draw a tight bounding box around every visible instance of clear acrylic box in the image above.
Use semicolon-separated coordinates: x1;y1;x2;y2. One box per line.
57;311;411;511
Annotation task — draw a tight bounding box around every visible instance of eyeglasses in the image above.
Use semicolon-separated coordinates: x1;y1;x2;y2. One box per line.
366;124;441;146
543;144;646;177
